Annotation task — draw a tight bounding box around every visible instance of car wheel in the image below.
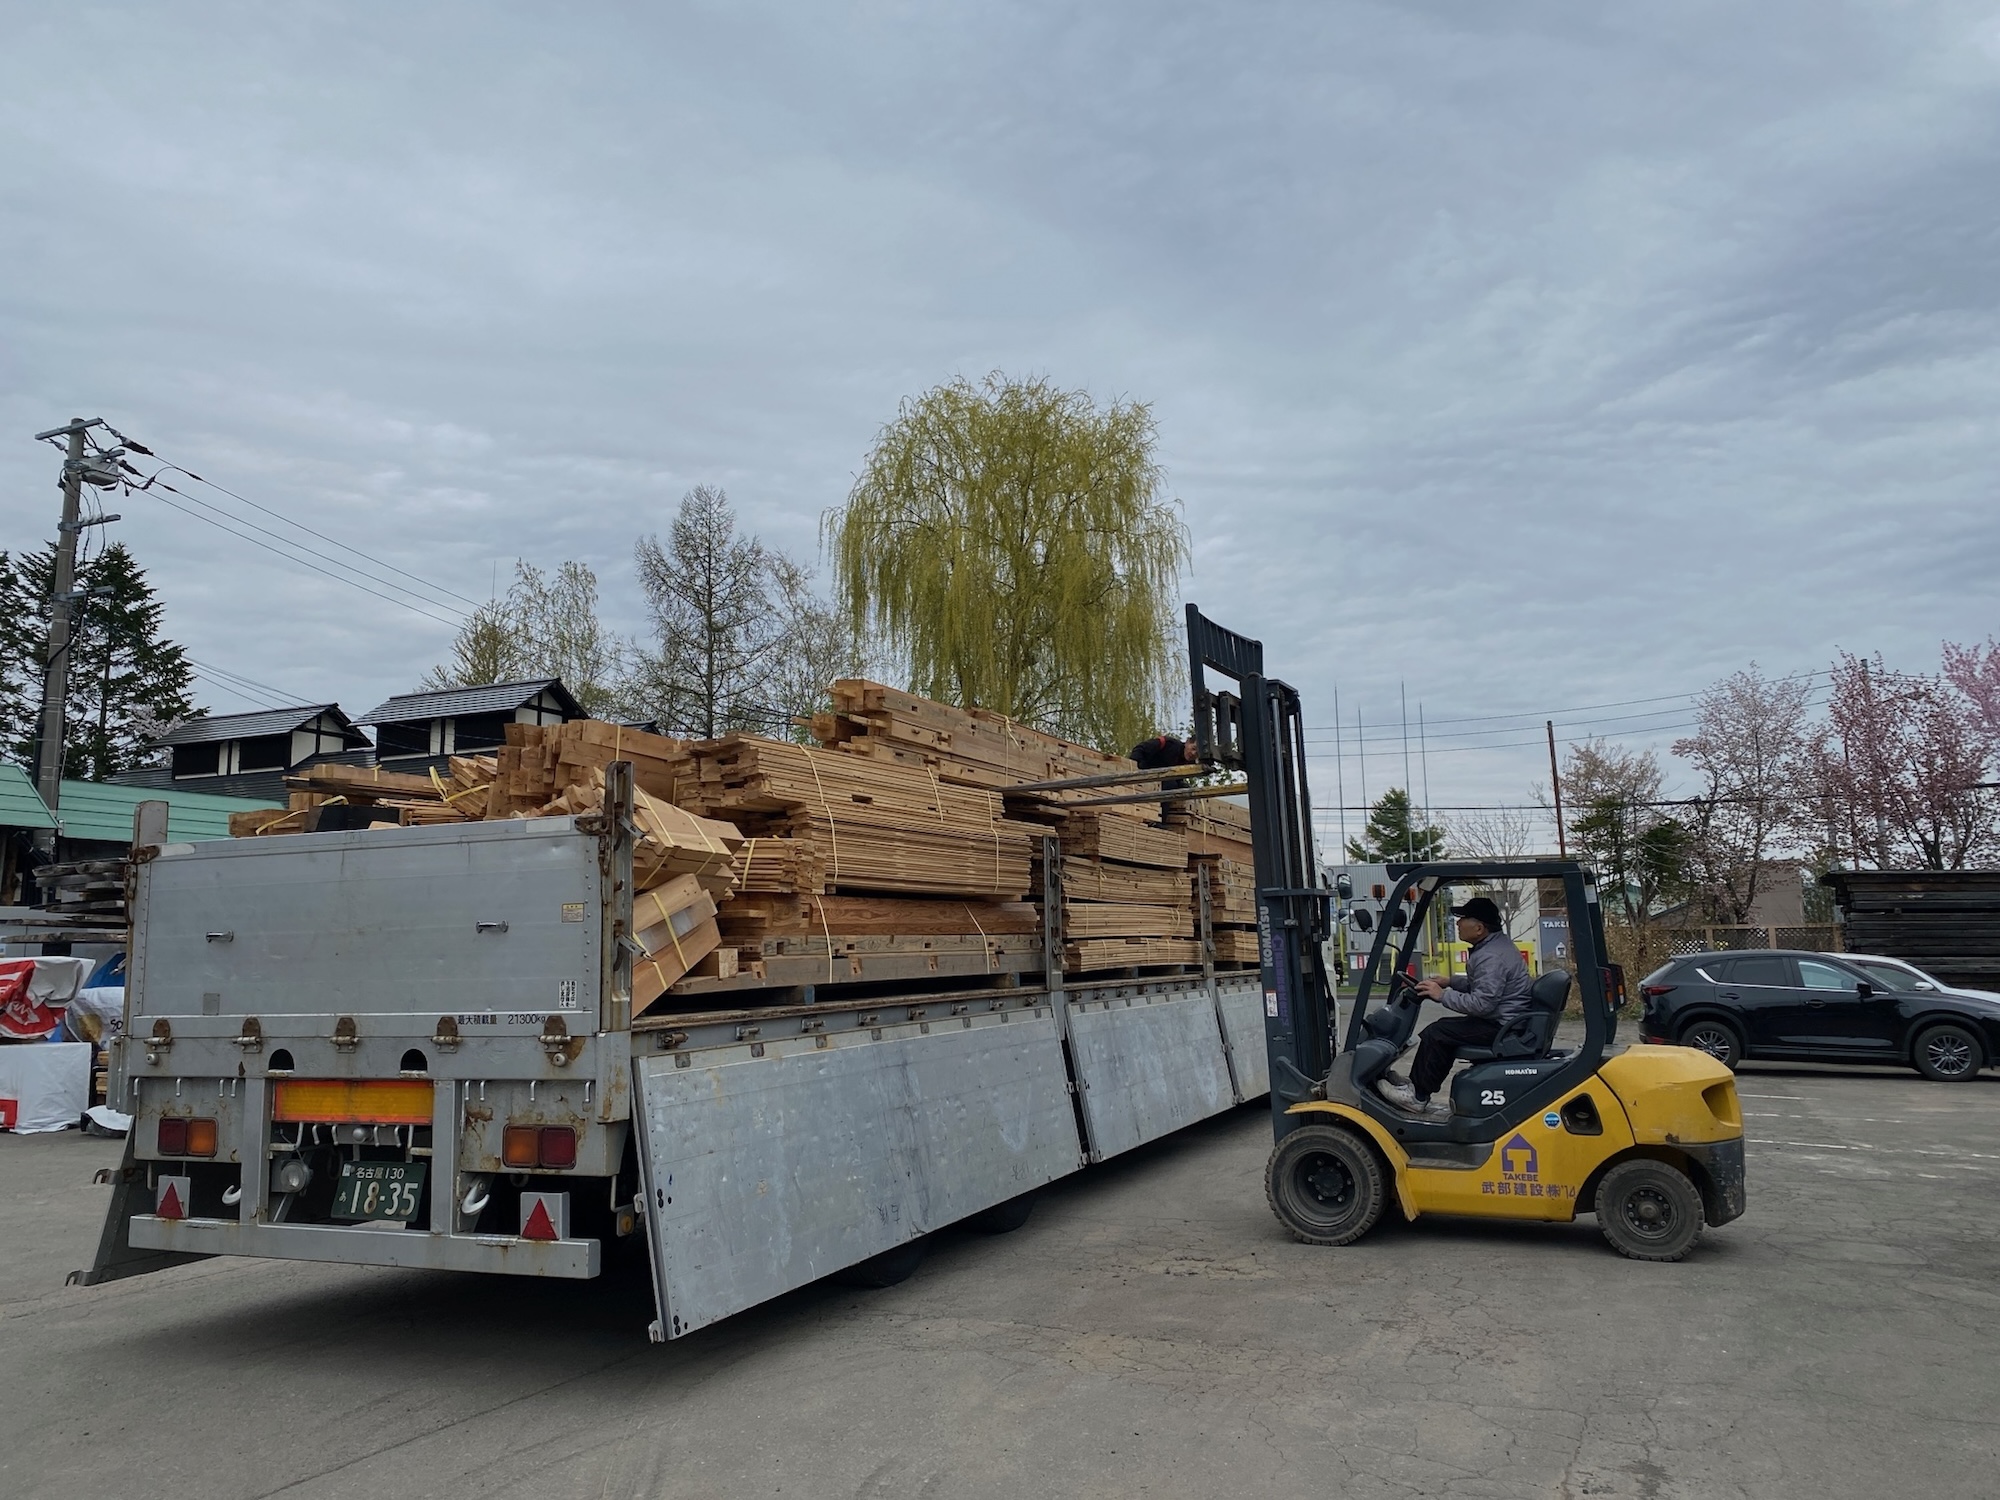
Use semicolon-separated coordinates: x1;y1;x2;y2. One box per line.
1911;1023;1985;1082
1679;1018;1742;1071
1264;1124;1386;1247
1596;1158;1705;1262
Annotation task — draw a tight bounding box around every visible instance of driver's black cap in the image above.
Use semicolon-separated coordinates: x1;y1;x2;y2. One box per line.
1449;896;1504;929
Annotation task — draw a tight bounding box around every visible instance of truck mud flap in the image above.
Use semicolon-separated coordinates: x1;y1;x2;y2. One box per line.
1212;977;1270;1104
1065;987;1235;1161
631;1009;1082;1341
70;1133;212;1287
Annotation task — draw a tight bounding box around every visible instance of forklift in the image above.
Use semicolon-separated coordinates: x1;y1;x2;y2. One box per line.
1185;606;1745;1260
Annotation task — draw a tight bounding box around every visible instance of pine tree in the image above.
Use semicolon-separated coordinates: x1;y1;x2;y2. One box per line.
0;541;198;781
1345;788;1447;863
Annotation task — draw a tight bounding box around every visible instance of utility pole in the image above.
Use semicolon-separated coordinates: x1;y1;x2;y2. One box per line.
30;417;107;851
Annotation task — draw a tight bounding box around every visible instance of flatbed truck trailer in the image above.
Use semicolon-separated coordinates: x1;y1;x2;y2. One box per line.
80;771;1274;1340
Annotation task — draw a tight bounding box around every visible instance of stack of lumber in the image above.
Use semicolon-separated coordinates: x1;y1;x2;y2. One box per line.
812;680;1134;806
1197;857;1261;965
674;735;1039;899
1170;796;1255;864
1054;811;1199;971
487;721;683;815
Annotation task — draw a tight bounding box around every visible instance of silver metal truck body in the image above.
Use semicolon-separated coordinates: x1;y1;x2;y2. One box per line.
85;804;1267;1338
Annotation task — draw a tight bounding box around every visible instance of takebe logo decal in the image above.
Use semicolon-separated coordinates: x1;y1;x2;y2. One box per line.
1482;1132;1575;1199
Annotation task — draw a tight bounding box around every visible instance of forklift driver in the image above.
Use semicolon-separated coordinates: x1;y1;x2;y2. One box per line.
1377;895;1531;1121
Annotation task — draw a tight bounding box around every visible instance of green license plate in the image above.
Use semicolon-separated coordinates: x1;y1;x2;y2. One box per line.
331;1160;428;1223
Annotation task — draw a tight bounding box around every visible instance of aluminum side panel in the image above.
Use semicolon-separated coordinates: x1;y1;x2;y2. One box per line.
1068;991;1234;1160
132;820;600;1020
1215;978;1271;1102
634;1014;1080;1339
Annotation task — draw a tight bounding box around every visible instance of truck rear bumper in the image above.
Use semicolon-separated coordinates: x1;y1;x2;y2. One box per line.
128;1215;602;1278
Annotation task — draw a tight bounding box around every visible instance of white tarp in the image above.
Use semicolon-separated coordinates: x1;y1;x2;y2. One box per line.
0;1041;91;1132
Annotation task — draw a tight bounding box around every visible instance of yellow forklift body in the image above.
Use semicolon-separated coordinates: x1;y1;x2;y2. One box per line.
1285;1043;1738;1226
1597;1045;1741;1144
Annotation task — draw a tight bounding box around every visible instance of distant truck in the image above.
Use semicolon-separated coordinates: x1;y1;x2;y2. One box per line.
77;775;1271;1340
1821;870;2000;994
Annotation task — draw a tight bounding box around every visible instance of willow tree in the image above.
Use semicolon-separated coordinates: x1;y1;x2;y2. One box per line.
829;374;1189;752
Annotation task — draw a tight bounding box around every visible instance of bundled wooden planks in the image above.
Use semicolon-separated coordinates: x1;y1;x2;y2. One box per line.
1171;797;1255;864
676;735;1038;899
1065;936;1203;970
488;721;685;816
812;679;1131;794
1059;811;1188;870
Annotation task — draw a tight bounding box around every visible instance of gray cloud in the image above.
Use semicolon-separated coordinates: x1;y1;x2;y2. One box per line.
2;2;1996;840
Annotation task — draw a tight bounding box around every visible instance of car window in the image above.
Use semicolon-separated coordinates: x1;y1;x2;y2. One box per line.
1798;960;1854;991
1729;954;1793;987
1854;960;1929;991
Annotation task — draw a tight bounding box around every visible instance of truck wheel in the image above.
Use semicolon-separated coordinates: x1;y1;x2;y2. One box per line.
1265;1125;1385;1246
1912;1023;1984;1082
1679;1019;1742;1071
836;1237;930;1288
1596;1159;1704;1262
968;1190;1038;1234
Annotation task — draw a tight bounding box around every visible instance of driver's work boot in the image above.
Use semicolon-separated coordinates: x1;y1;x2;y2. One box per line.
1377;1079;1420;1111
1416;1099;1452;1123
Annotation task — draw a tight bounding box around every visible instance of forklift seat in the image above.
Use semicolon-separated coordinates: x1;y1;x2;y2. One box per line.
1456;969;1571;1064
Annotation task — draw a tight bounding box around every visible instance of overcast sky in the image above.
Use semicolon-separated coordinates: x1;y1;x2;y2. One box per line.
3;2;1997;847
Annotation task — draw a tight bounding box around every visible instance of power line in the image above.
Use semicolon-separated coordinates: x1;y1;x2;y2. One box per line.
188;665;294;711
1299;669;1834;736
106;427;483;611
123;466;470;624
188;657;313;708
132;483;466;631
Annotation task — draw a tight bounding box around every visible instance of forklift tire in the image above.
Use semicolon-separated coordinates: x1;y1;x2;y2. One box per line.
1911;1023;1984;1082
1596;1159;1704;1262
836;1236;930;1288
1265;1125;1386;1247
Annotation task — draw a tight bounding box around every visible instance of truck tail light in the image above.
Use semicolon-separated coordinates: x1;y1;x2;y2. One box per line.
538;1127;577;1170
502;1126;540;1168
158;1117;218;1156
157;1118;186;1155
184;1118;218;1157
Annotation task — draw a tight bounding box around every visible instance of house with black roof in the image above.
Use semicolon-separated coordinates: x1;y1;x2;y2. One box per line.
112;704;373;803
355;680;584;774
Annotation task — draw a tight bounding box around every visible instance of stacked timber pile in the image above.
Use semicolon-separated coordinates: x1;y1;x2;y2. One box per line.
811;679;1208;974
672;733;1048;984
222;680;1258;1002
813;680;1128;797
1172;797;1259;965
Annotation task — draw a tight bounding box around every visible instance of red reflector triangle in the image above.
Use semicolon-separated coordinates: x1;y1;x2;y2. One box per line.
158;1182;185;1220
521;1198;558;1242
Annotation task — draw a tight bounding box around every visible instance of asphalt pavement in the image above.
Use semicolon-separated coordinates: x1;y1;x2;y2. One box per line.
3;1057;1998;1499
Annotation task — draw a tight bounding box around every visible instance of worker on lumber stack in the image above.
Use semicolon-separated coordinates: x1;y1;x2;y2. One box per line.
1129;733;1198;821
1376;896;1530;1122
1129;733;1196;771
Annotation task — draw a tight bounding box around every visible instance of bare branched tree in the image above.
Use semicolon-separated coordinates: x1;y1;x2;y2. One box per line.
424;561;628;718
1447;805;1542;938
1671;665;1812;923
631;486;860;740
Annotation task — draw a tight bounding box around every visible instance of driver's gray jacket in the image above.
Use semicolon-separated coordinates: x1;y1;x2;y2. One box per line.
1440;931;1532;1025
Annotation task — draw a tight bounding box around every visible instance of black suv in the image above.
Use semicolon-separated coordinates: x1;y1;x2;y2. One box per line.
1638;950;2000;1081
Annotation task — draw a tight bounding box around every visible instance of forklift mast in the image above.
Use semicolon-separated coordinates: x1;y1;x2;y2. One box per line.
1185;605;1335;1135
